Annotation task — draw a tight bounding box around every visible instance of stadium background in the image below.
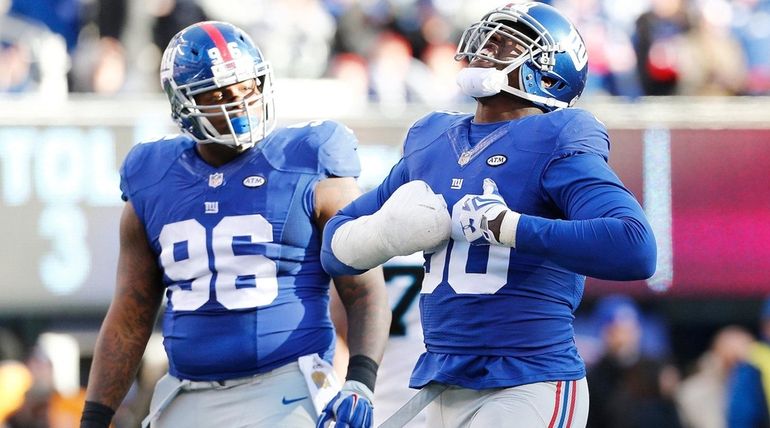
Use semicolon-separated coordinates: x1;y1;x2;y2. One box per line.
1;0;770;426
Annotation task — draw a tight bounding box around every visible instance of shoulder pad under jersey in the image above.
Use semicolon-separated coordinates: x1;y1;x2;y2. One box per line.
260;120;361;177
552;108;610;161
119;135;194;201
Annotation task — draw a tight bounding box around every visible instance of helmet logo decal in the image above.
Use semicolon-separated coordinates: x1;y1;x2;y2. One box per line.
505;2;534;13
566;26;588;71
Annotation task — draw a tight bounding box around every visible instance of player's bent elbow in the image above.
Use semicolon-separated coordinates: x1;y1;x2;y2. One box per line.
626;239;657;280
321;247;366;277
321;217;369;276
617;217;657;280
631;253;657;280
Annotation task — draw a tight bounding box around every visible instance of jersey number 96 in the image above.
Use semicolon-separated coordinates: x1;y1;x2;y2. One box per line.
158;215;278;311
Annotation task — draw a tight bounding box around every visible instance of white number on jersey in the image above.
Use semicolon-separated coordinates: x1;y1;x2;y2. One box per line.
422;195;510;295
159;215;278;311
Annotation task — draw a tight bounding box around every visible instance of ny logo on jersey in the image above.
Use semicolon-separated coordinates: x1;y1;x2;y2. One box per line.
451;178;464;190
209;173;224;188
204;201;219;214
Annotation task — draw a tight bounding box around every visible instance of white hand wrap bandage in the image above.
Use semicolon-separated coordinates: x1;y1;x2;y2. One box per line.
331;180;452;270
495;208;520;247
459;178;520;247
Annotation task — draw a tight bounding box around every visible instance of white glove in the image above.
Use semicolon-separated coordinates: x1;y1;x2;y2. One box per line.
458;178;520;247
331;180;451;270
316;380;374;428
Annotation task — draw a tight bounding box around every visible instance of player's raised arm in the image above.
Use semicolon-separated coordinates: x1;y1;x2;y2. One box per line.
81;202;164;427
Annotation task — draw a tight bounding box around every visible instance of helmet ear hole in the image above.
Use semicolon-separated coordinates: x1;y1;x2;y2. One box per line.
541;77;566;91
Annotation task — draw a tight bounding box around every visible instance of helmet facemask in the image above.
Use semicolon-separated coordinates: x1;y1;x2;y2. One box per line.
456;17;555;76
168;59;275;149
454;3;588;111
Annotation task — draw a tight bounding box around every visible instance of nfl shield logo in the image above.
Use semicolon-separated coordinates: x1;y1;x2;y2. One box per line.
208;173;224;188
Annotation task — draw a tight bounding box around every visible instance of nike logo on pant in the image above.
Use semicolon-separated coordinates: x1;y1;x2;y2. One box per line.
282;396;308;405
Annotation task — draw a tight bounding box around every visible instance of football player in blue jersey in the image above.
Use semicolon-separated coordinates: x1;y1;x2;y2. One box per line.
321;3;657;428
80;21;390;428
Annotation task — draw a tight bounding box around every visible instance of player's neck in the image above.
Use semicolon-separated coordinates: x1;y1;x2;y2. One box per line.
195;142;249;167
473;97;543;123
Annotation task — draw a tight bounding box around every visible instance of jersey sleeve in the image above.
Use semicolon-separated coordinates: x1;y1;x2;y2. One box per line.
515;152;657;281
552;109;610;160
119;136;192;223
320;159;410;276
262;120;361;177
119;142;153;202
303;121;363;221
317;121;361;178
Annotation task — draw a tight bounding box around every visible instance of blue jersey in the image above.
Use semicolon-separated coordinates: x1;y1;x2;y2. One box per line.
322;109;656;390
120;120;360;381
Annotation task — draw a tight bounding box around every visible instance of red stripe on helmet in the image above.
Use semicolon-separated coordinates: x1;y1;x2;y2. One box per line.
200;23;233;62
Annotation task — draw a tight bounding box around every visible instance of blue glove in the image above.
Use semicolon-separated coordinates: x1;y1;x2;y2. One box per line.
316;380;374;428
458;178;520;247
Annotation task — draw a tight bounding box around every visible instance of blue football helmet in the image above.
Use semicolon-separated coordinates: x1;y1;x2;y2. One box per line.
160;21;276;148
455;2;588;111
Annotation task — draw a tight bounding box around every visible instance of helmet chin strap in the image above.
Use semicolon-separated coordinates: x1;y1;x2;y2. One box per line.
456;61;568;110
500;82;568;110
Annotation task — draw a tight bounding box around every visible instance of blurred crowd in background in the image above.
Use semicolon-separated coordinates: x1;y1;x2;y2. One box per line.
2;0;770;103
